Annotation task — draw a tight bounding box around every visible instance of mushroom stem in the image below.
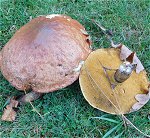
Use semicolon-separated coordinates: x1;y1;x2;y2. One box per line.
18;91;43;103
114;61;136;83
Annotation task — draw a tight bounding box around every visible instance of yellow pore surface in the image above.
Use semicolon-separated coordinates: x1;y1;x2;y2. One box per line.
79;48;149;114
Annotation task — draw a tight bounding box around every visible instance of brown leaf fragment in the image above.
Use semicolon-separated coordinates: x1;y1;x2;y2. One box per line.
126;52;135;63
135;93;150;104
9;99;18;107
119;45;132;60
131;88;150;112
1;98;18;122
1;106;17;121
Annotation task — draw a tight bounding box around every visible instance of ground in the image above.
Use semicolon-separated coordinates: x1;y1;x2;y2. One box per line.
0;0;150;137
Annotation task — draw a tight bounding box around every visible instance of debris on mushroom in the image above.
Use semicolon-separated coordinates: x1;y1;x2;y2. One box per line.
0;14;92;102
79;47;149;114
45;14;61;19
73;60;85;73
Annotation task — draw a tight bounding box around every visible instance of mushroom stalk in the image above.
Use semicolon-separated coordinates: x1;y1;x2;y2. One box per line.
114;61;136;83
18;91;43;103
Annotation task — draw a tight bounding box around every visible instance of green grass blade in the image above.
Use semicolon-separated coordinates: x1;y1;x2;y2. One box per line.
91;117;119;124
102;123;122;138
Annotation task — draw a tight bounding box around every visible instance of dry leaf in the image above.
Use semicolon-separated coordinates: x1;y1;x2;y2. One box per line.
9;99;18;107
1;98;19;122
131;88;150;112
135;93;150;104
131;102;144;111
119;45;132;60
112;45;144;73
132;53;144;73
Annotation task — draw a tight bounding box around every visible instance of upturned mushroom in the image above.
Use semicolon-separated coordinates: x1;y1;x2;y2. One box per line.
0;14;92;102
79;22;149;115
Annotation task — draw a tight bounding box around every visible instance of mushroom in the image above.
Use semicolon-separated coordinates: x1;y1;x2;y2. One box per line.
0;14;92;102
79;47;149;114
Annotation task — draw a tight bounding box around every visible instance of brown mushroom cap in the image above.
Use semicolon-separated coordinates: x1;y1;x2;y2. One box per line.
79;48;149;114
0;14;91;93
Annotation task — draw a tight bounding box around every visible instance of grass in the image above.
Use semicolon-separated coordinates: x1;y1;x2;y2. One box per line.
0;0;150;137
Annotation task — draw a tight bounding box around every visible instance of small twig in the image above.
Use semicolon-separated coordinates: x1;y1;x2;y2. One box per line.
97;59;117;89
103;67;117;71
92;19;110;34
92;19;121;48
92;20;113;42
121;115;150;138
29;102;44;120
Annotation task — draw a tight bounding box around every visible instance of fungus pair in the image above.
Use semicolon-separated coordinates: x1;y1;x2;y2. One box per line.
0;14;149;121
